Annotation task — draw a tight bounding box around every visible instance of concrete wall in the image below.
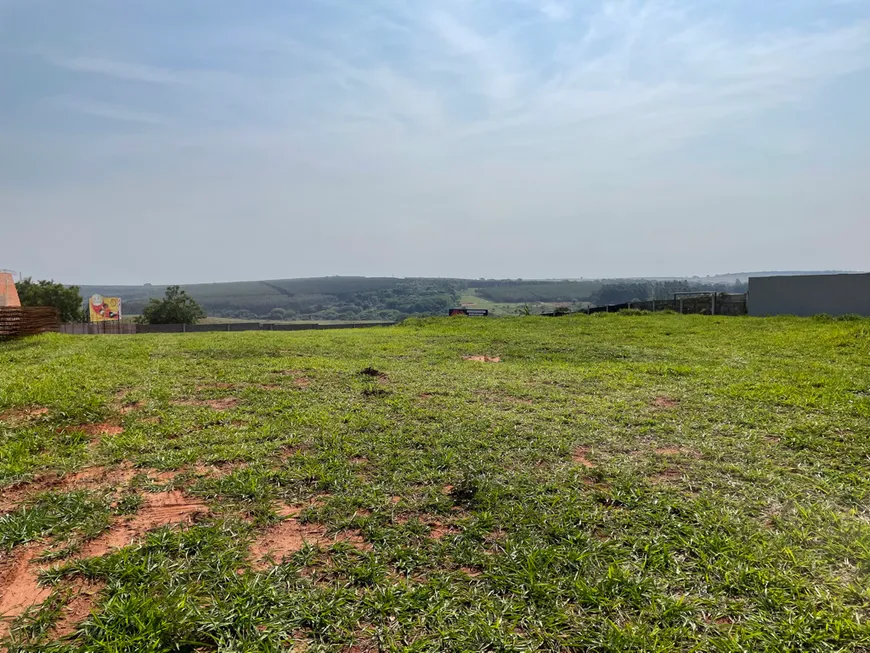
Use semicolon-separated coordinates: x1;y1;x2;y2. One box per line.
748;274;870;317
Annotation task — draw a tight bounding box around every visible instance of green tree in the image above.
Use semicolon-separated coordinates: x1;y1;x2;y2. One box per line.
15;278;83;322
137;286;205;325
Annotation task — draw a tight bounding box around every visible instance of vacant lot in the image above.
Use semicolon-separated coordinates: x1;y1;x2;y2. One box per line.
1;314;869;651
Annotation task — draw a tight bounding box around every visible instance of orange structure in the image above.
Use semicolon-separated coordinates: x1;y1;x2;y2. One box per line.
0;272;21;308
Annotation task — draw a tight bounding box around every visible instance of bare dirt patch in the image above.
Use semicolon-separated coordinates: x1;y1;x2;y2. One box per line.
649;469;683;484
0;464;139;513
460;566;482;577
171;398;239;411
52;580;104;638
654;447;701;458
652;396;679;409
429;523;458;540
274;371;311;388
0;489;204;636
274;503;301;518
80;490;207;557
0;406;49;424
65;423;125;437
572;448;595;469
463;356;501;363
112;390;144;415
0;546;53;639
119;401;144;415
249;519;369;571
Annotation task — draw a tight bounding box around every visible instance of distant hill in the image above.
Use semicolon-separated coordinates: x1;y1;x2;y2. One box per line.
73;272;857;321
77;277;464;322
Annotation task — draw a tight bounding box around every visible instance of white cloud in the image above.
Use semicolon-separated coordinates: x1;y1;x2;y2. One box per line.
44;56;183;84
52;95;169;125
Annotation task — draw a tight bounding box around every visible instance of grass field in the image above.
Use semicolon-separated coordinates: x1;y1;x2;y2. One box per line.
1;314;869;651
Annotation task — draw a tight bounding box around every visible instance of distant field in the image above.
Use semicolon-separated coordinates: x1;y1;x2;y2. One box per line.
2;314;869;650
458;292;588;316
473;280;603;303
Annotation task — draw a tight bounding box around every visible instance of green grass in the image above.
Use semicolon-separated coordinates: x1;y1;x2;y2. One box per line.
1;314;869;651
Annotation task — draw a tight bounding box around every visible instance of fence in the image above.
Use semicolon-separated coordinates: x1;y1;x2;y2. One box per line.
59;321;397;335
584;293;747;316
0;307;61;339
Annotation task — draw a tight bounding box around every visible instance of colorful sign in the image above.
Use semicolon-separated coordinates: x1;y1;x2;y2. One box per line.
89;294;122;322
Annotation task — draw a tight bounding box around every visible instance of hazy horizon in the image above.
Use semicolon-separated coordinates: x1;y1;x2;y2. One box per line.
2;1;869;285
54;269;864;289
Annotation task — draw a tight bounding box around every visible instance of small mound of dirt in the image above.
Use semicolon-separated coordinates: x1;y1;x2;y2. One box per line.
572;448;595;469
80;490;207;557
0;406;49;424
652;396;679;409
360;367;384;377
249;518;369;571
463;356;501;363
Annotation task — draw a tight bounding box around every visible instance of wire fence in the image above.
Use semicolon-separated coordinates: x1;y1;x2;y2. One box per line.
585;293;747;316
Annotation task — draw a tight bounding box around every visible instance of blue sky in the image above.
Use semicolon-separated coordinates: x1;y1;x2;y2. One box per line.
1;0;868;284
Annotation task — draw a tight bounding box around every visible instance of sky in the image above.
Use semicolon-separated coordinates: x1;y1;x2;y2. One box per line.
1;0;869;285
